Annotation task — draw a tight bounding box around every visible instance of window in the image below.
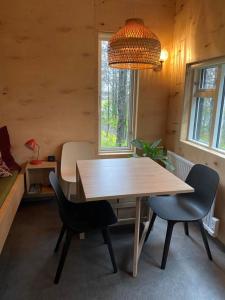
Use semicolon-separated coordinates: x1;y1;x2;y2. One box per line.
98;34;137;153
187;59;225;153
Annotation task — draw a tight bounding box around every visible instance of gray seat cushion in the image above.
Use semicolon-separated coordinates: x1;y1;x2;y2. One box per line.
148;193;205;222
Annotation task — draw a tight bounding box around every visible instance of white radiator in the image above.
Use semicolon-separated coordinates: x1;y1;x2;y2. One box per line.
167;151;219;237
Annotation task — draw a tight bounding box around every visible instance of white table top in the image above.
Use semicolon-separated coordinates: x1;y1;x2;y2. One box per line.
76;157;193;201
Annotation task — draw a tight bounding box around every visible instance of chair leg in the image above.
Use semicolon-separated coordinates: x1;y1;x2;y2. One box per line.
102;227;117;273
161;221;175;270
102;229;107;244
54;225;66;253
184;222;189;236
54;229;73;284
198;219;212;261
67;182;71;200
145;212;157;243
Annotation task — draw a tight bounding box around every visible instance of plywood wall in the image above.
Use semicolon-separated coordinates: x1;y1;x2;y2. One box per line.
0;0;175;163
166;0;225;244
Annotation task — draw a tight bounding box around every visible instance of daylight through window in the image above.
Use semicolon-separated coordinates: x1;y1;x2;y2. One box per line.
99;35;137;152
187;60;225;153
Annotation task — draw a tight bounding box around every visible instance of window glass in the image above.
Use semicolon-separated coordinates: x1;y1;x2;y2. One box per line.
99;39;136;152
217;109;225;150
199;67;217;90
187;61;225;153
216;91;225;150
192;97;214;145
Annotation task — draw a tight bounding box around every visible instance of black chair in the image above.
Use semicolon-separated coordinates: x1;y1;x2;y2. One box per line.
145;164;219;270
49;171;118;284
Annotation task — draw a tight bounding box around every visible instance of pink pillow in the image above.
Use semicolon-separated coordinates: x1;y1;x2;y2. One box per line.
0;126;21;171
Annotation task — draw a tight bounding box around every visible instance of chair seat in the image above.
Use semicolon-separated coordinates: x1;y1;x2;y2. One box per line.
65;200;117;232
147;193;206;222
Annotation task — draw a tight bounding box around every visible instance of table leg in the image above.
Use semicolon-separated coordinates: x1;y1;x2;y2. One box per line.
133;198;151;277
76;164;85;240
76;164;85;200
76;164;81;199
133;197;141;277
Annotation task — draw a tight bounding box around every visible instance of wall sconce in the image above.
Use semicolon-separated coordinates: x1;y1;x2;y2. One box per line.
153;48;169;71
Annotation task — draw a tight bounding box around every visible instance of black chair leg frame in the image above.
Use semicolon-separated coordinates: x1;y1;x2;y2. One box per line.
145;217;213;270
54;225;66;253
198;219;212;261
54;227;117;284
161;220;213;269
161;221;175;269
184;222;189;236
145;212;157;242
102;227;118;273
54;229;73;284
102;228;108;244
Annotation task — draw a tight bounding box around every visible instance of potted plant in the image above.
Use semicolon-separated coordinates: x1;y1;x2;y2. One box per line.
131;139;175;171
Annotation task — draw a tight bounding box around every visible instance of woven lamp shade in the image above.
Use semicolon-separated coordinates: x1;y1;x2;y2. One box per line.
108;18;161;70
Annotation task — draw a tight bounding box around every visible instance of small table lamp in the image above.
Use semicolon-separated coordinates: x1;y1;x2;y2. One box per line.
25;139;42;165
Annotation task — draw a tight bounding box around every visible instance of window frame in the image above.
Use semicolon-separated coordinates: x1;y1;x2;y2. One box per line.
98;32;139;154
183;57;225;155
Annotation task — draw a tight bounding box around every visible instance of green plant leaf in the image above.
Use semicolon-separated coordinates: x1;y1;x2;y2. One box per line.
150;139;162;149
132;137;175;171
131;139;144;150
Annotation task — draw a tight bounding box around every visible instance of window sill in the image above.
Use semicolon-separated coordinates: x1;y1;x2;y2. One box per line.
180;139;225;160
98;151;134;157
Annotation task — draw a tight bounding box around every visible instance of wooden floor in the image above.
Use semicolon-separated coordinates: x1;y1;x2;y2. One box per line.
0;199;225;300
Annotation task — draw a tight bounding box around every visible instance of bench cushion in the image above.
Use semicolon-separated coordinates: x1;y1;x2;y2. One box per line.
0;171;18;208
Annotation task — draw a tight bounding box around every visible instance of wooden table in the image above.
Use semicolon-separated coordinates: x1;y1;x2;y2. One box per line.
76;157;193;277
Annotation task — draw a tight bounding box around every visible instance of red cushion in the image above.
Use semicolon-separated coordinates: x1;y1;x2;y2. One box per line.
0;126;21;171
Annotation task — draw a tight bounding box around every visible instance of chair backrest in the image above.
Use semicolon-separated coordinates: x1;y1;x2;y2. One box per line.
185;164;219;213
49;171;70;224
61;141;95;183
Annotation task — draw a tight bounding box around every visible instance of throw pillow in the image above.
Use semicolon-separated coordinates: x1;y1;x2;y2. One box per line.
0;156;12;177
0;126;21;171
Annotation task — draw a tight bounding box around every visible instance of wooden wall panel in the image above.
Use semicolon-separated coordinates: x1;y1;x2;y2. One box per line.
0;0;175;164
166;0;225;244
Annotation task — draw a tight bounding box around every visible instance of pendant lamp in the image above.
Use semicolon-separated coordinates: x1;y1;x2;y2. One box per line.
108;18;161;70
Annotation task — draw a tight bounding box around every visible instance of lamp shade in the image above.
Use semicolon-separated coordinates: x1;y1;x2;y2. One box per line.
25;139;37;151
25;139;42;164
108;18;161;70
